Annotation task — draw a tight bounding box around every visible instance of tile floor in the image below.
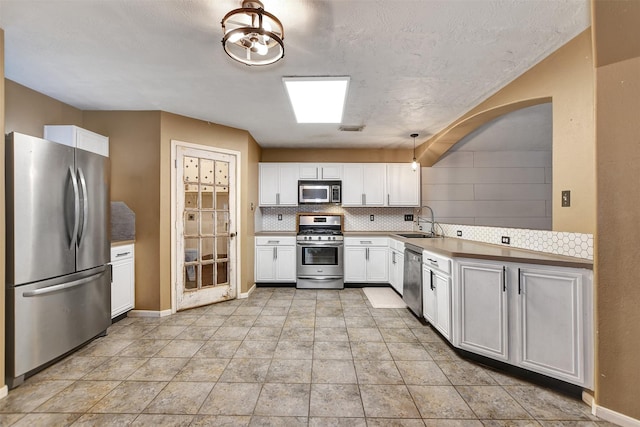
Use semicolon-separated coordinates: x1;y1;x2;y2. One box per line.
0;287;611;427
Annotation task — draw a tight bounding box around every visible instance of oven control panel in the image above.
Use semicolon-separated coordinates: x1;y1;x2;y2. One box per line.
296;235;343;241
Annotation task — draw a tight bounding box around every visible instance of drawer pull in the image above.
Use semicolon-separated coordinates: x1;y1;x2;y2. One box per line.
115;252;131;257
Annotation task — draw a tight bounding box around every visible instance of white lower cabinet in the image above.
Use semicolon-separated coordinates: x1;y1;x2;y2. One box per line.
110;243;135;319
457;261;509;361
455;259;593;388
254;237;296;282
517;266;591;386
344;237;388;283
422;251;452;340
389;249;404;295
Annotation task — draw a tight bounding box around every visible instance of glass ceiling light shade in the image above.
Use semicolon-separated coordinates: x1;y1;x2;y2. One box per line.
221;0;284;66
283;77;350;123
411;133;419;171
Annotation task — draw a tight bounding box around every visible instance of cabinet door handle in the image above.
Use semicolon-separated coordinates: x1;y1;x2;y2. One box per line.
387;194;390;205
392;252;396;264
518;267;522;294
502;266;506;292
366;247;369;260
430;270;434;290
273;247;277;260
276;193;280;205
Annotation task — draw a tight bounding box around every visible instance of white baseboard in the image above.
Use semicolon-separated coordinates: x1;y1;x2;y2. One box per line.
239;284;256;299
0;385;8;400
593;402;640;427
128;309;172;318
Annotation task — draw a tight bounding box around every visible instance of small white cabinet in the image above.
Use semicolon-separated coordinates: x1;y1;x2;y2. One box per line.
457;260;509;361
299;163;342;180
259;163;299;206
254;236;296;282
110;243;135;318
44;125;109;157
342;164;386;206
388;239;405;295
344;237;389;283
422;250;452;340
386;163;421;206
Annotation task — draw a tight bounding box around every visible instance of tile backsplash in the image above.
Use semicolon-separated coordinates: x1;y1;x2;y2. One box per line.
257;208;593;260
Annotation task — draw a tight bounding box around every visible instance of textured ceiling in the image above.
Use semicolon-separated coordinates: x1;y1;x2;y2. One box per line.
0;0;589;149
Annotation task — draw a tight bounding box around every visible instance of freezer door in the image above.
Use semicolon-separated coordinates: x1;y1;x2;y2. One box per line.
5;133;77;286
6;265;111;385
75;148;110;271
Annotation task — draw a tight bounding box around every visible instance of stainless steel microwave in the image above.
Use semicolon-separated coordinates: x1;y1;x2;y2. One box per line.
298;181;341;204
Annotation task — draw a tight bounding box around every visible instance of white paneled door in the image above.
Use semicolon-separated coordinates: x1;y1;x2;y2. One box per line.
175;144;237;311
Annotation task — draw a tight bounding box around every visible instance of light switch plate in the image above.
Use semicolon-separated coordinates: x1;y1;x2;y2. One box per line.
562;190;571;207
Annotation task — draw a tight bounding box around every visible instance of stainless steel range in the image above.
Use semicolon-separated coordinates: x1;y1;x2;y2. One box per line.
296;214;344;289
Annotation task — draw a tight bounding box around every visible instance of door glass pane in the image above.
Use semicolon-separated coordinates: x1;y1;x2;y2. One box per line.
216;212;229;235
184;212;198;237
201;212;214;236
185;238;199;262
184;156;199;183
201;237;214;263
216;262;228;285
184;184;198;209
216;237;229;260
184;265;198;290
201;262;215;288
201;159;214;184
216;161;229;186
216;186;229;211
201;185;214;209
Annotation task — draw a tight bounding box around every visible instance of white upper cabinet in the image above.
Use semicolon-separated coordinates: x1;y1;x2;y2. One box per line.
44;125;109;157
386;163;420;206
299;163;343;180
259;163;299;206
342;163;385;206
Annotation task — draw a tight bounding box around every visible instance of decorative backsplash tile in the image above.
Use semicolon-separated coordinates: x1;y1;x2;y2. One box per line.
259;206;416;232
258;208;593;260
438;223;593;260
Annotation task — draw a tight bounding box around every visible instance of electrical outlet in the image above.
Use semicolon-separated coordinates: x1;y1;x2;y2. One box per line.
369;214;375;221
457;230;462;237
562;190;571;207
501;236;510;244
277;214;282;221
404;214;414;221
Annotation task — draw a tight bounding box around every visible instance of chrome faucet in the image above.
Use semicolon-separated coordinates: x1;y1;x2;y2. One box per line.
417;205;436;237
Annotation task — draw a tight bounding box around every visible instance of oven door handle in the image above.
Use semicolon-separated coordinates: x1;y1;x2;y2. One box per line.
297;276;344;280
296;242;343;247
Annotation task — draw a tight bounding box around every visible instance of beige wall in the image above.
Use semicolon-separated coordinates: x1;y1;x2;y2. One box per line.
4;80;82;135
417;30;595;234
160;112;260;302
83;111;162;311
261;148;412;163
1;27;6;391
593;0;640;419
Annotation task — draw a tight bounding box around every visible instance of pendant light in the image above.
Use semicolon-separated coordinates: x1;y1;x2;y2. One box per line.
411;133;419;171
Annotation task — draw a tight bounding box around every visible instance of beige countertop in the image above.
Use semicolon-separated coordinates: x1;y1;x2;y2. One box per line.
111;240;135;246
256;230;592;269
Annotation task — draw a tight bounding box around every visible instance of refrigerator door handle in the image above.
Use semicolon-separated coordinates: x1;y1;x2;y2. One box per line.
77;168;89;246
69;166;80;250
22;271;104;297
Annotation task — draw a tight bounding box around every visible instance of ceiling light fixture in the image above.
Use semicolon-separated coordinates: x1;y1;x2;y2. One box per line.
221;0;284;66
283;77;350;123
411;133;419;171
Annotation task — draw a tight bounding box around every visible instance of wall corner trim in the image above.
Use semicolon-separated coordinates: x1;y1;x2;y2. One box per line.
0;385;7;400
593;403;640;427
128;309;172;318
239;284;257;299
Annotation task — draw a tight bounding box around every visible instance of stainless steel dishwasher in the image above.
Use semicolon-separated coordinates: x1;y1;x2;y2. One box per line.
403;243;423;318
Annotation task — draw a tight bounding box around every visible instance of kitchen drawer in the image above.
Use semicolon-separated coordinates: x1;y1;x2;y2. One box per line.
255;236;296;246
422;249;451;275
389;237;405;252
344;237;389;247
111;244;134;261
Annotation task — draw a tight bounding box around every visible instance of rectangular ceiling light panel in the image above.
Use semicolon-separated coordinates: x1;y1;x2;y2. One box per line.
283;76;350;123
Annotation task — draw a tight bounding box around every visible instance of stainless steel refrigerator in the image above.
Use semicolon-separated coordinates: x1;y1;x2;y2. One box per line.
5;132;111;388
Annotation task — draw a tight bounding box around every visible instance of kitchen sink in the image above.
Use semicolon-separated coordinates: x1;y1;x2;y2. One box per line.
395;233;435;238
